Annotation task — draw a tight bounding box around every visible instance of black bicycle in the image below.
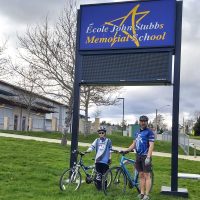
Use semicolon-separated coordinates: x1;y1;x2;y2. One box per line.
59;150;111;191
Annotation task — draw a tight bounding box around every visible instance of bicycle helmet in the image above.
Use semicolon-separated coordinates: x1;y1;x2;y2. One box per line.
97;126;106;133
139;115;149;121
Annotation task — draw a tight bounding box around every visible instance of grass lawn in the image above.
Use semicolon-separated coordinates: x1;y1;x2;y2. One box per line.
189;135;200;140
1;130;200;156
0;129;63;139
0;137;199;200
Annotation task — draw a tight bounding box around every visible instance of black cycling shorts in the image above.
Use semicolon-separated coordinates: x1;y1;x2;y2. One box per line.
135;154;152;173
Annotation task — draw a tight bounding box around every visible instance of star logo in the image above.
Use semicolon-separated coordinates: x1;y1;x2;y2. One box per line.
104;4;150;47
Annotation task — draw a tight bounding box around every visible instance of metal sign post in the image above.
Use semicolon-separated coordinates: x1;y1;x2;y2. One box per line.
69;10;81;168
161;1;188;197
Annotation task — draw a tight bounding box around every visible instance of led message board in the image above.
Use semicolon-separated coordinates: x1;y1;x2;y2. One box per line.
81;51;172;85
80;0;176;50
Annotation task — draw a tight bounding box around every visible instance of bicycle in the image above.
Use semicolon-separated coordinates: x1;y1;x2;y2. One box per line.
59;150;112;191
102;150;154;196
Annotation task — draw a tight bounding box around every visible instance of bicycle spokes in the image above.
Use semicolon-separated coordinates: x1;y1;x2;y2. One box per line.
103;167;126;196
59;169;82;191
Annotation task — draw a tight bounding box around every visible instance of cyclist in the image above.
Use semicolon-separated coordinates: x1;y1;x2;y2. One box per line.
86;126;112;190
123;115;155;200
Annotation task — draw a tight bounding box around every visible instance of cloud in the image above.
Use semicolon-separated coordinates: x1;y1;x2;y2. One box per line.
0;0;199;126
0;0;66;57
182;0;200;42
0;0;66;24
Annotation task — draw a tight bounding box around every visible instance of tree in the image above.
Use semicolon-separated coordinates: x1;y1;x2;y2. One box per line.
194;111;200;121
80;85;120;134
148;120;153;129
193;117;200;136
152;114;168;133
92;108;101;119
184;119;194;134
100;121;111;126
11;64;40;131
16;0;121;135
185;124;189;135
0;41;9;77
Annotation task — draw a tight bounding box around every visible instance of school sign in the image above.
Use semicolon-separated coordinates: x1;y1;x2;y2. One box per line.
80;0;176;50
71;1;187;196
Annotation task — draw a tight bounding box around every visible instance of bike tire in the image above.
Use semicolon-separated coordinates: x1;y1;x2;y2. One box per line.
59;168;82;191
93;169;112;189
102;166;127;196
134;170;140;193
149;170;154;192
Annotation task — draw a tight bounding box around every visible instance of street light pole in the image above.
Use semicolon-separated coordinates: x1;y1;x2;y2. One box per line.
117;98;125;135
155;108;158;135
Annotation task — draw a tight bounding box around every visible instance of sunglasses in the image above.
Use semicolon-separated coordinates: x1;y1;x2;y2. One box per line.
98;132;105;134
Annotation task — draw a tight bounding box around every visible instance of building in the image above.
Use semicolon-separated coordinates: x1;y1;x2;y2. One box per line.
0;80;67;132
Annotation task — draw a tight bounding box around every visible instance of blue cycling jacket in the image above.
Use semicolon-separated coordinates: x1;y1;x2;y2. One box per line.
135;128;155;155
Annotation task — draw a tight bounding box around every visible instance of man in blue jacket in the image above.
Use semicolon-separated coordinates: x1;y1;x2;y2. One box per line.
124;115;155;200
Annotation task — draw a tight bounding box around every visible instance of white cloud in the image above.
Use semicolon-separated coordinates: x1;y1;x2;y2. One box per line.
0;0;199;128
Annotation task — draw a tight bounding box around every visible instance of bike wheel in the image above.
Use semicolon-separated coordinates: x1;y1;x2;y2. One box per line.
59;168;82;191
149;170;154;192
105;169;112;188
102;166;127;196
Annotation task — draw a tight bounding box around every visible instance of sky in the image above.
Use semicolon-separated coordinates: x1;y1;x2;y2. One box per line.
0;0;199;128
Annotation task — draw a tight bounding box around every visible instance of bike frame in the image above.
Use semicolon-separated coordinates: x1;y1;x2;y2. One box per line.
120;154;139;187
73;153;95;178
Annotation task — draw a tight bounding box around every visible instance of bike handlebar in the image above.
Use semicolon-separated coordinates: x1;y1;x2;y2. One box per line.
110;149;134;155
72;150;89;156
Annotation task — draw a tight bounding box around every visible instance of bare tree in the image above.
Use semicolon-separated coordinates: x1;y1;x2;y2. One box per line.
16;1;121;135
0;41;9;78
152;114;166;132
194;111;200;121
92;108;102;119
17;14;75;129
80;85;120;134
11;64;40;131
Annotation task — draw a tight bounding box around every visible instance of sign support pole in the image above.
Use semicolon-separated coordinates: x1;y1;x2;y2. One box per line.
161;1;188;197
70;10;81;169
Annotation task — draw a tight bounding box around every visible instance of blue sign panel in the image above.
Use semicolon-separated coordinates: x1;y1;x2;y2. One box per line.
80;0;176;50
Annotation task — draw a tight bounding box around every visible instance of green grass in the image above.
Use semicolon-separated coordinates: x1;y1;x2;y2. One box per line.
1;130;200;156
0;129;62;139
0;137;200;200
189;135;200;140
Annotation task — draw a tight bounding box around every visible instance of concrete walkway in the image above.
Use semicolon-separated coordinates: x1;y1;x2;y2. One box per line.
156;134;200;151
0;132;199;162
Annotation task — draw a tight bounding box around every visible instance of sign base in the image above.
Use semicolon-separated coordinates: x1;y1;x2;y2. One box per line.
161;186;188;198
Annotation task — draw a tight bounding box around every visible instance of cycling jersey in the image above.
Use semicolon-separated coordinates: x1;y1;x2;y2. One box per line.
87;137;112;164
135;128;155;155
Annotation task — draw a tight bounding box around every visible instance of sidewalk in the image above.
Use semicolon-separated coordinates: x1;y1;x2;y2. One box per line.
0;132;200;162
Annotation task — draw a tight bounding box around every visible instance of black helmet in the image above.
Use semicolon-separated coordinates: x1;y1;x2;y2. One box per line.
139;115;148;121
97;126;106;133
